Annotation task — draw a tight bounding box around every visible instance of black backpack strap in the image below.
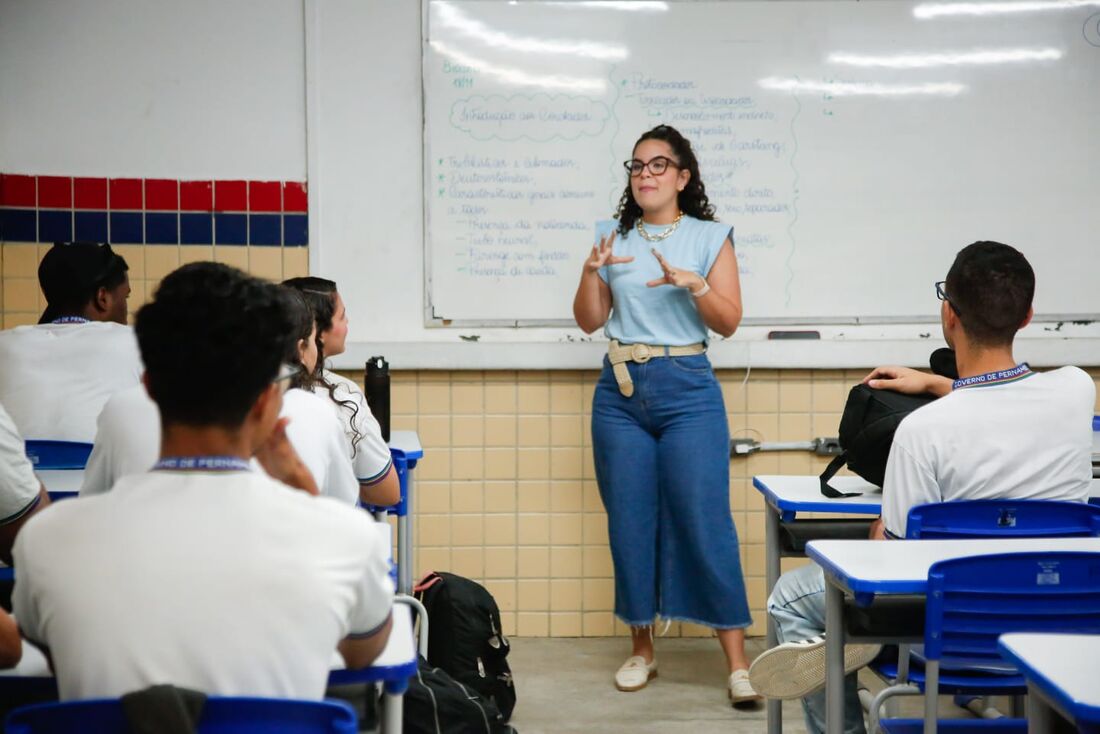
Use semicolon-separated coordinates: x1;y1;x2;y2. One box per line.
819;452;863;498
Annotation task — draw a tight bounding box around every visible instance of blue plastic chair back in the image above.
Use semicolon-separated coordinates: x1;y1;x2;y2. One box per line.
23;441;93;471
363;448;408;516
906;499;1100;539
925;551;1100;665
5;696;358;733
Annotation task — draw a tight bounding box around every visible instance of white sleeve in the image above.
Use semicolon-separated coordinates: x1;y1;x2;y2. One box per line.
345;522;395;638
80;388;160;496
0;404;41;523
881;426;939;538
331;380;392;484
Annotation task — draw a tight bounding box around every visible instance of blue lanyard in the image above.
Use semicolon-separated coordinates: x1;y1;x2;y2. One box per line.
153;456;251;472
51;316;89;324
952;363;1032;391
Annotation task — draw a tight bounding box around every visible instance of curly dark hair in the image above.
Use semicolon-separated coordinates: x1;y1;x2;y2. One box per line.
614;124;716;236
281;276;364;453
136;262;294;427
945;241;1035;348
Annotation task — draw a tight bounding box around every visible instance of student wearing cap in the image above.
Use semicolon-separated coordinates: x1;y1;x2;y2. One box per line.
0;242;142;442
13;263;393;701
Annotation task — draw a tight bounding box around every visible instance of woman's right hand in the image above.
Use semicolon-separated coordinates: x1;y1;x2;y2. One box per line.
584;231;633;274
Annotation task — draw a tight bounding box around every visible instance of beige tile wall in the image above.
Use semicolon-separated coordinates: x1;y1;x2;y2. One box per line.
3;241;1099;639
0;242;308;326
367;365;1100;640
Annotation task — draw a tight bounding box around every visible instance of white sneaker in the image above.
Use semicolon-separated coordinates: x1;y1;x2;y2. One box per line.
614;655;658;692
728;668;763;706
748;635;881;700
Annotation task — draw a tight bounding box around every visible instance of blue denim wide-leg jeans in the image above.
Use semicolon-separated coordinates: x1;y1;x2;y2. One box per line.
591;353;751;629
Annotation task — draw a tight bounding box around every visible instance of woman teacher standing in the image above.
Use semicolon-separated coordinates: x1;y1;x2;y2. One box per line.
573;124;758;705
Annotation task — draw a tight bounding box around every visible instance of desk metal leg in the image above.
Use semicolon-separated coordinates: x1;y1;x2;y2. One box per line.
398;471;415;595
382;691;404;734
825;580;846;734
1026;684;1056;734
765;507;782;734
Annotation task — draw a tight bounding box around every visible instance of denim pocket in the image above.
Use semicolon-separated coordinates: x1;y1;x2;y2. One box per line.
669;353;713;375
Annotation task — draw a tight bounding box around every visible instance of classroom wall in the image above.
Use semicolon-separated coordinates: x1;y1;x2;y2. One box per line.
3;1;1099;640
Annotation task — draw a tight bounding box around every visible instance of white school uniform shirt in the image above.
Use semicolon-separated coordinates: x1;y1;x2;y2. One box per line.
13;469;394;700
80;386;359;505
0;322;143;443
0;402;42;525
315;370;392;485
881;366;1095;537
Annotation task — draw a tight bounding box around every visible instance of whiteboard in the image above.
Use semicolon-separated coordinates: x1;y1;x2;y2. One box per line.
423;0;1100;325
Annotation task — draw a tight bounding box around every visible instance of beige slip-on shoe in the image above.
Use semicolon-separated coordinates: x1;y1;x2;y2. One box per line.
614;655;658;692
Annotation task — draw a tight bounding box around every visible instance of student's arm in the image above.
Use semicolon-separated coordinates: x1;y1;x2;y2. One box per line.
0;609;21;668
338;614;393;669
339;522;396;669
0;484;51;566
360;465;400;507
863;366;952;397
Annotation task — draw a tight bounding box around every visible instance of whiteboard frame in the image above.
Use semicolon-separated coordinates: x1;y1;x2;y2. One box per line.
418;0;1100;329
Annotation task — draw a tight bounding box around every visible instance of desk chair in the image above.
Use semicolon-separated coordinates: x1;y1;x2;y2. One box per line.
5;696;357;733
869;500;1100;732
22;442;92;471
878;551;1100;734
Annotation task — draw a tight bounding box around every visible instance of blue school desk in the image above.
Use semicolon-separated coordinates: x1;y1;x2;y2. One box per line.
753;474;882;734
806;537;1100;733
372;431;423;595
997;632;1100;734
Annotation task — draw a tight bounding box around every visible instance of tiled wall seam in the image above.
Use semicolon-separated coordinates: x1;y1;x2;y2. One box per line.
0;174;308;247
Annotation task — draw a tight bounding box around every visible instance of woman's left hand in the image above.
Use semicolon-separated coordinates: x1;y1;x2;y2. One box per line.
646;249;706;295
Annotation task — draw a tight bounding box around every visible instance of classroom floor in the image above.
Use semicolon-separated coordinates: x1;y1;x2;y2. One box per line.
506;637;999;734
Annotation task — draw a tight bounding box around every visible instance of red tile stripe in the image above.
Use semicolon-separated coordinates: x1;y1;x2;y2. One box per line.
0;174;308;213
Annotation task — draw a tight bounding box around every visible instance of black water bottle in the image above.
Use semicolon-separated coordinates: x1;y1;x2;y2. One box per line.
364;356;391;442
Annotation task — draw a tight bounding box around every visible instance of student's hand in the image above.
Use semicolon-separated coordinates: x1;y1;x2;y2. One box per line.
869;518;887;540
583;231;633;273
255;418;319;496
862;366;953;397
647;249;706;294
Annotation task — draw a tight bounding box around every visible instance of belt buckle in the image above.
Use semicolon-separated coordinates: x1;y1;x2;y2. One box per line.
631;344;652;363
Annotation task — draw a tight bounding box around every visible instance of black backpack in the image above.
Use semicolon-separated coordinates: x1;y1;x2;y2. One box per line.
415;572;516;721
819;384;936;497
404;657;517;734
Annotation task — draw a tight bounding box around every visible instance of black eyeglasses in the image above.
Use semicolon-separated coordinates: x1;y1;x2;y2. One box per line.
623;156;680;177
935;281;961;315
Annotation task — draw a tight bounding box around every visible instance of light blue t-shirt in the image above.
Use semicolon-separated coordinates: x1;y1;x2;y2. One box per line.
597;216;732;346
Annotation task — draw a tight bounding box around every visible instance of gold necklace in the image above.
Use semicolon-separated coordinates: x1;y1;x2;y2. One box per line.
636;212;684;242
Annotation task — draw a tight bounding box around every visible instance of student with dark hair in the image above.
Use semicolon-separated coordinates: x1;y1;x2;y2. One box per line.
0;242;141;442
572;124;755;703
749;242;1095;734
283;277;399;506
81;286;360;505
13;262;393;701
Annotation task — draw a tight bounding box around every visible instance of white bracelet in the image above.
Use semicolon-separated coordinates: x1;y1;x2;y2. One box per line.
691;279;711;298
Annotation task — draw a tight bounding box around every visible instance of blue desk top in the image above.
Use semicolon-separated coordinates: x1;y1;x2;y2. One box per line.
753;475;882;519
998;633;1100;726
807;537;1100;600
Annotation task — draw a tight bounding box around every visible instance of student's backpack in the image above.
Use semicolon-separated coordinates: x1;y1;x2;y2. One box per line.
404;657;517;734
819;384;937;497
414;572;516;721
